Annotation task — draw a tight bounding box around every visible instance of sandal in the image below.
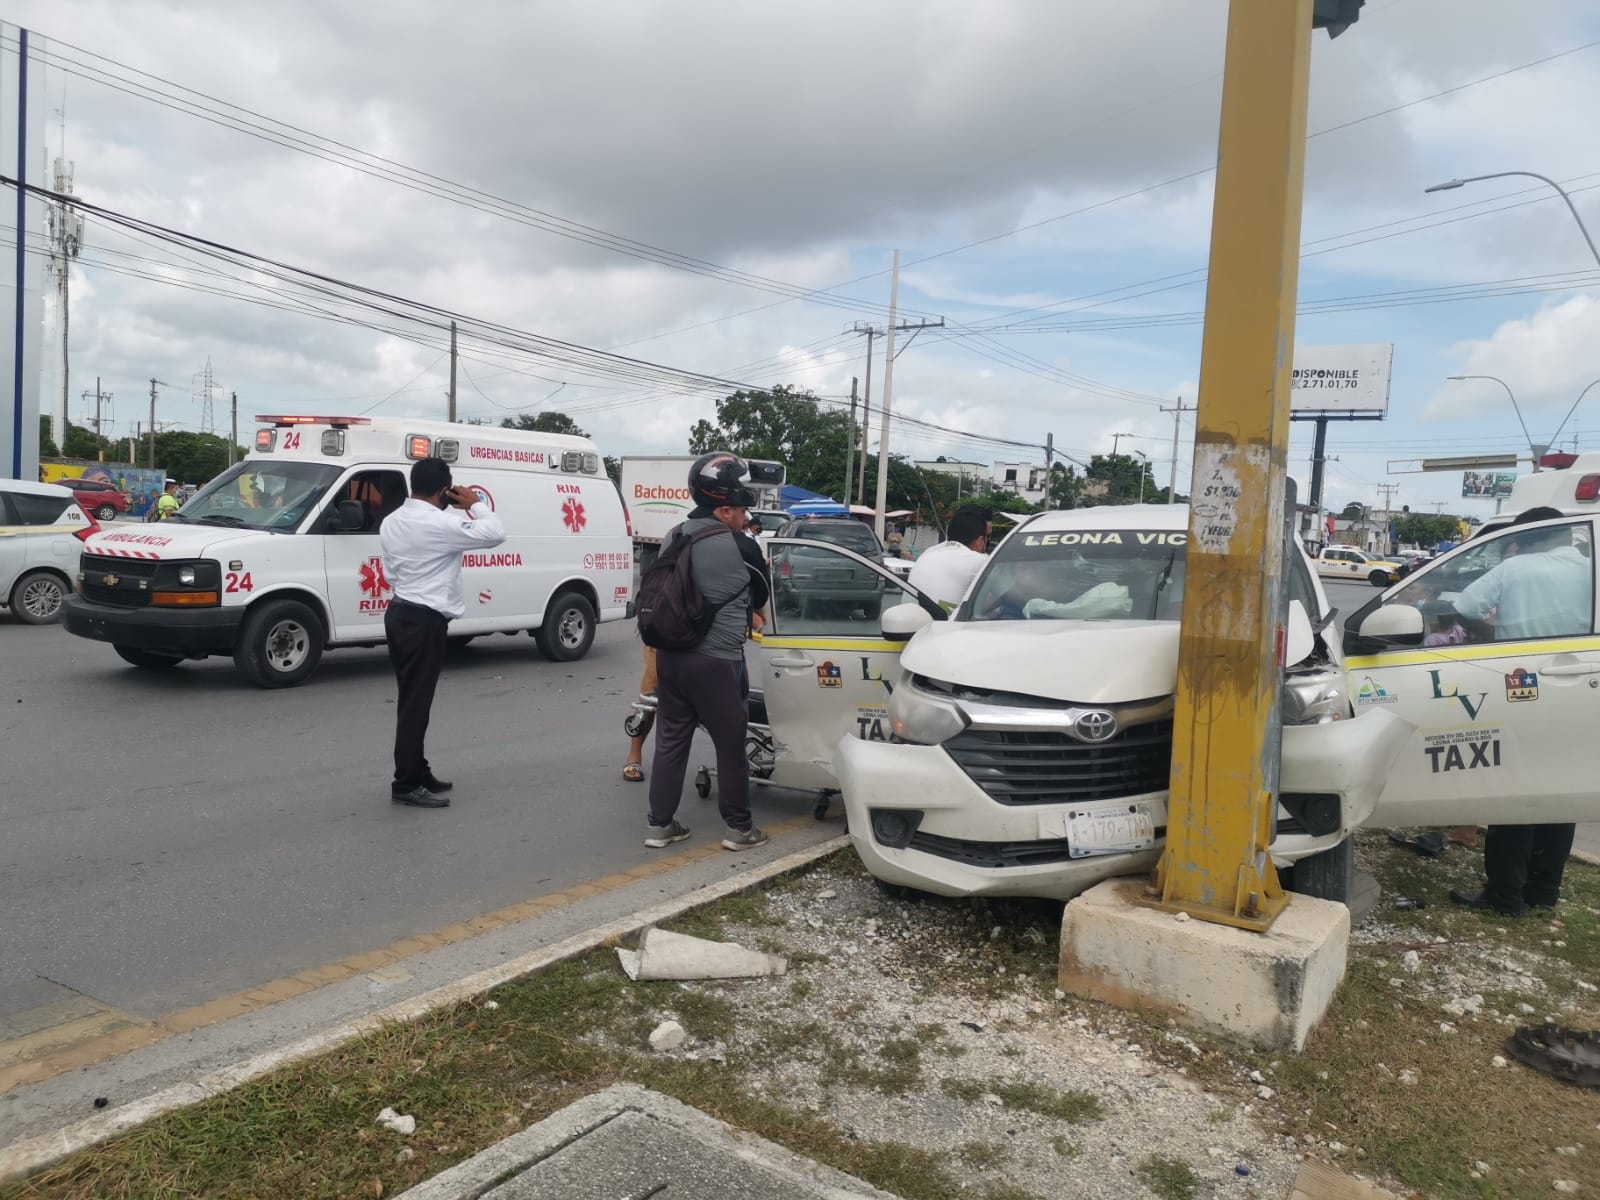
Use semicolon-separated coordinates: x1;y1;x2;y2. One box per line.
623;762;645;783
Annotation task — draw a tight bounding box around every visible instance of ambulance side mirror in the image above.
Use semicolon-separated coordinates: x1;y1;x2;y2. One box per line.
1357;603;1425;647
882;603;933;642
326;500;365;533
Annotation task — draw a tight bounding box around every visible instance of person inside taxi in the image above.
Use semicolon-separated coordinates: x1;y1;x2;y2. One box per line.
906;506;988;612
1446;506;1587;916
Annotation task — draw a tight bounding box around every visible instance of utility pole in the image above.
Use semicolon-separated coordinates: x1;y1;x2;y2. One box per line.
846;376;858;504
90;376;109;445
194;357;217;435
1045;432;1054;472
448;320;458;422
1162;398;1188;503
853;323;878;508
1148;0;1318;932
46;146;84;455
872;252;902;541
147;378;172;470
229;391;238;467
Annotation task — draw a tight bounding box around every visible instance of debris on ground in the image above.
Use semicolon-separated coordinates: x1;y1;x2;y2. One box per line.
617;926;788;981
375;1107;416;1136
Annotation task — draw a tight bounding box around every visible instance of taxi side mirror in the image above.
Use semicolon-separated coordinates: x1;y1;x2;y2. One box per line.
1357;604;1425;646
883;602;933;642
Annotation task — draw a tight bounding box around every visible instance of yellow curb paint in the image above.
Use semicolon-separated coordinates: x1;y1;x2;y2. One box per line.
1;820;831;1097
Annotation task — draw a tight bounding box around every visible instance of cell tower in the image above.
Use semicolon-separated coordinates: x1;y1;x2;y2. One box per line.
193;357;218;435
46;138;85;451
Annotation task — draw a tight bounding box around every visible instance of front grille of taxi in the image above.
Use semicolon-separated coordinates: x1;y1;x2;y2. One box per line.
79;555;160;608
942;718;1174;806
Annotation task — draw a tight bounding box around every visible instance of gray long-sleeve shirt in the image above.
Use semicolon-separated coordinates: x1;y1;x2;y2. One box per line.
669;516;753;661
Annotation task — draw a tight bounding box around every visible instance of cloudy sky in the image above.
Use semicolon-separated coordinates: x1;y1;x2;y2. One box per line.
14;0;1600;516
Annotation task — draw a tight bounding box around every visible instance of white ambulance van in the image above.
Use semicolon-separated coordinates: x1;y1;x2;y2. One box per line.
61;415;632;687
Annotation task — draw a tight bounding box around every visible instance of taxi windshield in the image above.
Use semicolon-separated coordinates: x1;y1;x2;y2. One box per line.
177;461;344;531
965;527;1187;622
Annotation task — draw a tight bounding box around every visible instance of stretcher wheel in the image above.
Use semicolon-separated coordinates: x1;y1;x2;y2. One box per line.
694;768;712;799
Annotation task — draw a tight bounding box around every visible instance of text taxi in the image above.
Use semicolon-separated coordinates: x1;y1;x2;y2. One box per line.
61;415;631;687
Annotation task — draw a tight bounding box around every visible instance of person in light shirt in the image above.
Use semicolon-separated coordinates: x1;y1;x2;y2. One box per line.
378;457;507;808
906;507;989;612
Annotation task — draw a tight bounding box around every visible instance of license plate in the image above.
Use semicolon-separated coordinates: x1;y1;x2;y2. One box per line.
1046;803;1156;858
816;568;851;582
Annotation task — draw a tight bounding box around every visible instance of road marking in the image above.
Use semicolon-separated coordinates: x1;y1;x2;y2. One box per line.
0;815;818;1095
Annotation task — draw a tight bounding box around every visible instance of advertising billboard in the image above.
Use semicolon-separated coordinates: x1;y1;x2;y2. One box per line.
1290;344;1393;416
1461;471;1516;499
40;461;168;518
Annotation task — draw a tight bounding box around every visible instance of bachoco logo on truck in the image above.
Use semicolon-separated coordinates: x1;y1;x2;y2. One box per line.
631;483;692;515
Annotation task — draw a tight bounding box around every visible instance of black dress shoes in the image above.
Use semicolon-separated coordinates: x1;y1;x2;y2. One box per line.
392;785;450;808
421;775;454;793
1448;887;1524;917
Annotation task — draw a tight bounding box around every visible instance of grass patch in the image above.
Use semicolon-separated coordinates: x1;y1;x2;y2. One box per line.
1136;1155;1197;1200
943;1077;1101;1124
957;1139;1007;1167
659;888;780;939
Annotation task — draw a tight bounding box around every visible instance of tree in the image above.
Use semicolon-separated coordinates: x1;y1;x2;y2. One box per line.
688;386;856;499
61;422;111;461
149;430;248;482
38;415;58;458
1047;463;1086;509
1392;513;1464;548
1085;453;1160;504
1339;501;1366;521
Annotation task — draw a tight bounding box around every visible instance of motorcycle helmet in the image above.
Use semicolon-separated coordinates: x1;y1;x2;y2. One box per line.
688;451;757;509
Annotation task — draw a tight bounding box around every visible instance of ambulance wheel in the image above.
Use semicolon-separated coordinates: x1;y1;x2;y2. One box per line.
114;644;183;669
694;768;712;799
233;598;324;688
1368;570;1389;588
10;570;67;624
535;591;596;662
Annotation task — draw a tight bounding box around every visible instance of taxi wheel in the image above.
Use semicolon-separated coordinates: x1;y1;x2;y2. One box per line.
1284;837;1352;903
11;570;67;624
1368;570;1390;587
535;590;596;662
114;644;183;669
233;598;324;688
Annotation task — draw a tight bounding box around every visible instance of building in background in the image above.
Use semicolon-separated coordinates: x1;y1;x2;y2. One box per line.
914;458;989;497
991;460;1050;505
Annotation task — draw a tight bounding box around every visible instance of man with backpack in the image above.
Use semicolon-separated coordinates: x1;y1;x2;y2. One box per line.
636;452;771;851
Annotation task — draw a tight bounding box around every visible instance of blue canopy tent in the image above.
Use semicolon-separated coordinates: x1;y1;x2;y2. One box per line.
778;483;831;508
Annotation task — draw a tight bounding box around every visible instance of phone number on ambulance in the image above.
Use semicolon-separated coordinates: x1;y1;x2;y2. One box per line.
585;552;630;571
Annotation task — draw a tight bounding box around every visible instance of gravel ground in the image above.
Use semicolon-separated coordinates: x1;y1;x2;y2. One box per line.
605;858;1314;1200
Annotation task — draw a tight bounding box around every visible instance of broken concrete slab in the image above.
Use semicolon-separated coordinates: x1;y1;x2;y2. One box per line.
617;926;788;981
393;1084;898;1199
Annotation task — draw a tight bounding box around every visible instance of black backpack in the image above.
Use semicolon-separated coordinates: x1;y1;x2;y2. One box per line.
636;524;748;651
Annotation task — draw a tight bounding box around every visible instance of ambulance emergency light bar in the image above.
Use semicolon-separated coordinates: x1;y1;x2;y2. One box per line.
254;414;375;459
251;415;598;474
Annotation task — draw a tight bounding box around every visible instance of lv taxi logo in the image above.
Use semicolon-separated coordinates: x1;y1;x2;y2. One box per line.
1428;669;1487;720
1504;666;1539;702
817;661;843;689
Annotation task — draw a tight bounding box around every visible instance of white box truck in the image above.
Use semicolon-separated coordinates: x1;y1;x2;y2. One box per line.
620;455;785;555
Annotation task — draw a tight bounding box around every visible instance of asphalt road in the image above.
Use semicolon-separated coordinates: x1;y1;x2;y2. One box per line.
0;614;821;1027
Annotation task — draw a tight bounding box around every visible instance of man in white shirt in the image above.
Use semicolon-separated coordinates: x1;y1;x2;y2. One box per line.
379;457;507;807
907;507;989;612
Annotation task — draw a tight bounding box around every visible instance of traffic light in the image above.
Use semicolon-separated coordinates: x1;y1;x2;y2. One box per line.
1312;0;1363;37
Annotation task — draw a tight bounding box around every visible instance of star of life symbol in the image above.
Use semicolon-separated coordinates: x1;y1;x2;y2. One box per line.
562;496;587;532
359;557;390;599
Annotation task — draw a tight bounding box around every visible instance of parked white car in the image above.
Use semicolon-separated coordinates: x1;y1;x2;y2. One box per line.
0;480;95;624
831;505;1414;904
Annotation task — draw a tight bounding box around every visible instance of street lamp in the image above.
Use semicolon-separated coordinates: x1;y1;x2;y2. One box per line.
1549;378;1600;451
1424;171;1600;269
1445;374;1546;472
1131;449;1150;504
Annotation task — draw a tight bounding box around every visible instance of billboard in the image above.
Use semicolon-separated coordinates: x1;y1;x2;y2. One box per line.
1290;344;1393;416
1462;471;1516;499
41;461;168;518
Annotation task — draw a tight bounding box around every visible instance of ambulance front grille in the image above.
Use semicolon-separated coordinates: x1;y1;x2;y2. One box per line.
942;719;1174;806
79;555;159;608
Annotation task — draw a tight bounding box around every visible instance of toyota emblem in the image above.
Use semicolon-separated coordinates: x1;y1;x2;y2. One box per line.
1074;709;1118;742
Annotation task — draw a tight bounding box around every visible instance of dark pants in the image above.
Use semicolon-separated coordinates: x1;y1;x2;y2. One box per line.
385;600;448;788
1483;823;1577;910
648;650;751;831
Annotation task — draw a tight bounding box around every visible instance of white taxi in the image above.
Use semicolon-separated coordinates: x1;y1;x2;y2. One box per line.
829;506;1414;904
0;480;95;624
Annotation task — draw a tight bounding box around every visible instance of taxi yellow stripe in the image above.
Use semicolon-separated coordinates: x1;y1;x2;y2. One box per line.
1345;635;1600;669
758;636;903;652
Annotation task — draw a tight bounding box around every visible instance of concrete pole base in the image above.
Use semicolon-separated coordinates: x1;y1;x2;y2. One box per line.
1058;879;1349;1052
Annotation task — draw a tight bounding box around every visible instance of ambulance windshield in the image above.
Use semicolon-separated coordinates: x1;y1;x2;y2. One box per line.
179;461;344;531
965;528;1187;622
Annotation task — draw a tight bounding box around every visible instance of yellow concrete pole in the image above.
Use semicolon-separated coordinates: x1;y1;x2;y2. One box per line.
1148;0;1314;930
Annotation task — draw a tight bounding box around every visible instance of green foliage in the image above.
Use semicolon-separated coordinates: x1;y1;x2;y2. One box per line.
38;415;58;458
1392;512;1463;547
688;386;859;502
150;430;248;483
1340;500;1367;521
61;422;109;461
500;411;620;485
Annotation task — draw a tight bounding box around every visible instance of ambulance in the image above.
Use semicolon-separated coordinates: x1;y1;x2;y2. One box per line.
61;416;632;687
